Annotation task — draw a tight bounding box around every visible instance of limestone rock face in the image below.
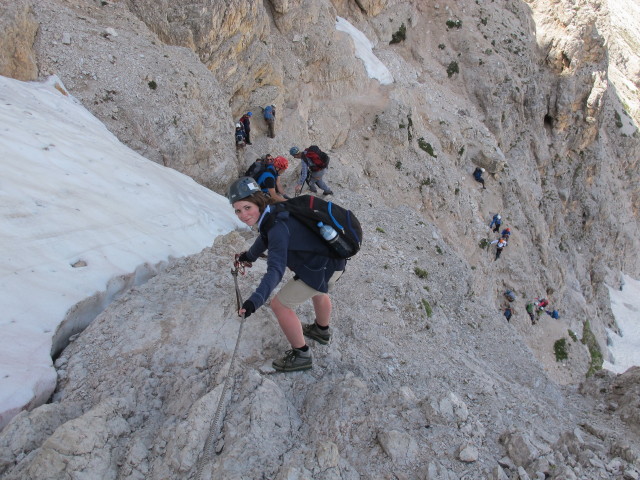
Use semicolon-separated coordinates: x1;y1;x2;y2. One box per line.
500;431;540;467
528;0;609;152
1;0;640;478
0;0;38;81
607;0;640;128
331;0;389;17
30;0;238;191
581;367;640;435
122;0;276;101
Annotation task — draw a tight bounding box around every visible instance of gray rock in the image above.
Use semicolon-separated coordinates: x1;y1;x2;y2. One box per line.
491;465;510;480
517;466;531;480
458;444;479;463
501;431;540;467
377;430;418;465
1;0;640;479
316;441;339;469
624;468;640;480
439;392;469;424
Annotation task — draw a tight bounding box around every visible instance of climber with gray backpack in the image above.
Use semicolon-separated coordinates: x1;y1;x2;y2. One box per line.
251;155;290;202
290;145;333;196
244;154;290;201
228;176;362;372
504;289;516;302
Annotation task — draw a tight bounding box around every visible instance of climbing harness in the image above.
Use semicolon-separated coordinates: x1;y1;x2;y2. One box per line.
194;265;247;480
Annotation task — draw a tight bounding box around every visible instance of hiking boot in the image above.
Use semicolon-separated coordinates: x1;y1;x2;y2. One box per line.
272;348;312;372
322;190;333;196
302;323;331;345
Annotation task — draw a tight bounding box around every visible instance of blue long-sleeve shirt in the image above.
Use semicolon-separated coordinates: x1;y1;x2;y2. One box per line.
297;153;310;186
244;206;346;309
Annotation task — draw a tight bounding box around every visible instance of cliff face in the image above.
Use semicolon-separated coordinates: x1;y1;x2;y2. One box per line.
1;0;640;478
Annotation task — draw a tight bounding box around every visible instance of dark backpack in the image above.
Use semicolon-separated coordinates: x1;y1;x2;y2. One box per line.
305;145;330;172
266;195;362;259
244;160;268;180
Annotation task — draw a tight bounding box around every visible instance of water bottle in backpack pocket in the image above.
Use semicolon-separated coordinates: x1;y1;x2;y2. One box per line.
264;195;362;259
317;222;353;259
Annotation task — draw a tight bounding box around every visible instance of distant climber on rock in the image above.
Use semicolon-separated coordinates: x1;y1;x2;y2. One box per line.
536;298;549;310
491;236;507;260
526;302;536;325
240;111;252;145
534;298;548;319
228;177;346;373
473;167;486;189
501;227;511;238
504;306;513;322
263;104;276;138
255;155;289;202
290;146;333;196
245;154;289;201
235;123;246;148
489;214;502;233
546;309;560;319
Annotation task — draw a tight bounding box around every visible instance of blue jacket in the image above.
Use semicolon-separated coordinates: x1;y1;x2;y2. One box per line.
244;207;346;309
264;105;275;120
256;165;277;193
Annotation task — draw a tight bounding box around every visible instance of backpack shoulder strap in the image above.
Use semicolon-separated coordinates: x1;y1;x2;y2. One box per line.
258;204;288;240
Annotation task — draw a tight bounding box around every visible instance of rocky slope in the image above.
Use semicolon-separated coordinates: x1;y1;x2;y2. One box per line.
1;0;640;478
